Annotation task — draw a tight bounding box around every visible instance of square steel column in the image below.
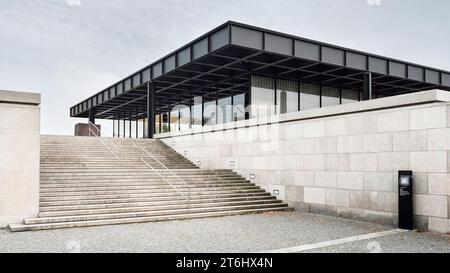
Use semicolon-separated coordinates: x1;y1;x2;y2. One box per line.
147;82;155;139
88;108;95;124
363;72;373;101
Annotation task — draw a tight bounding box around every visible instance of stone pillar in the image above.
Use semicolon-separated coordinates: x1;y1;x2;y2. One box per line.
0;90;41;227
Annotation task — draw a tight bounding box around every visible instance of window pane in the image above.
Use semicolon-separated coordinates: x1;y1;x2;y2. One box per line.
300;83;320;110
203;100;217;126
342;89;359;104
233;94;246;122
192;97;203;128
276;79;298;114
218;96;232;124
170;108;180;132
251;75;275;118
321;86;340;107
179;106;191;130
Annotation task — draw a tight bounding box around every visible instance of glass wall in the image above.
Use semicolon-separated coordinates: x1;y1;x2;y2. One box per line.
251;75;275;118
300;83;320;110
152;74;362;134
276;79;298;114
192;98;203;128
233;94;246;122
341;89;359;104
218;97;232;124
179;106;191;131
321;86;340;107
203;100;217;126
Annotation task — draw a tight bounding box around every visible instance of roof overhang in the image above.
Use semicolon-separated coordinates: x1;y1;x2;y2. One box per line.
71;21;450;120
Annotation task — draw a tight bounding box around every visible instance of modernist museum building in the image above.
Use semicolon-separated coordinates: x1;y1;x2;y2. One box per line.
2;22;450;234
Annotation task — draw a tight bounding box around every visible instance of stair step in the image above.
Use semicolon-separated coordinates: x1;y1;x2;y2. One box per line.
39;192;272;207
40;187;264;201
39;195;277;213
9;207;293;232
38;199;283;218
39;183;256;196
24;203;290;225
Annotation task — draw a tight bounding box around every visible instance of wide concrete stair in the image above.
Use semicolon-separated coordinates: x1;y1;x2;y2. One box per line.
9;136;291;232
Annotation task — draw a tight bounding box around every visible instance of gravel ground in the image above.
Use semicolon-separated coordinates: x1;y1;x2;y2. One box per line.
0;211;448;253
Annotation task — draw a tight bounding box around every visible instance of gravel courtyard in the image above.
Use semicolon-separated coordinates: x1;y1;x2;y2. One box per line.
0;211;449;253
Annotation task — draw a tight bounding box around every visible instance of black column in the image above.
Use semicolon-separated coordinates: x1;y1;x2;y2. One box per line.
363;72;373;101
88;108;95;125
147;82;155;139
113;116;115;138
129;112;132;138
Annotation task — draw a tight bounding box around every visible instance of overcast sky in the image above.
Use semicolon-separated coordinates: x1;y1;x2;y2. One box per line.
1;0;449;136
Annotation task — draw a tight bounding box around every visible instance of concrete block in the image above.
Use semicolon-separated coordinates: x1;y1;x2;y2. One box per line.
348;114;378;135
326;154;350;171
294;171;315;187
337;135;363;153
285;186;304;203
284;123;304;140
428;173;449;195
349;153;378;171
378;192;398;212
378;152;410;172
428;217;449;234
363;172;396;192
350;191;378;210
428;128;450;151
304;187;326;205
303;154;327;171
410;106;447;130
325;189;350;207
413;173;428;194
337;172;364;190
413;215;429;232
325;118;349;136
363;133;393;153
315;137;338;154
278;170;296;185
410;151;448;173
304;120;326;138
267;184;285;200
363;210;396;226
336;207;365;221
393;131;428;152
414;194;448;218
377;110;410;132
314;171;337;188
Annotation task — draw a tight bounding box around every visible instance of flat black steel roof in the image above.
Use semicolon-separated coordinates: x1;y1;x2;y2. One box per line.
71;21;450;120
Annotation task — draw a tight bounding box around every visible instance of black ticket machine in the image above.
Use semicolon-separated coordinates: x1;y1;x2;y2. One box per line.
398;171;413;230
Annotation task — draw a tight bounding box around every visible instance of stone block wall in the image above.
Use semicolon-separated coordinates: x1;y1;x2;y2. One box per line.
0;90;41;228
158;90;450;233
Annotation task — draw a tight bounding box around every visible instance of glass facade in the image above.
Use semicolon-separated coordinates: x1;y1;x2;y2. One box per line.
251;75;275;118
146;75;361;135
300;83;320;110
321;86;340;107
276;79;298;114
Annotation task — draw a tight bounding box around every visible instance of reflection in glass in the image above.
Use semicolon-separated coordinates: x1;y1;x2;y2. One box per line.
300;83;320;110
218;97;232;124
341;89;359;104
233;94;246;122
203;100;216;126
251;75;275;118
321;86;340;107
276;79;298;114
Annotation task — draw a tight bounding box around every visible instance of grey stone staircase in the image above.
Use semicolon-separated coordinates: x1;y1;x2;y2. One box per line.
8;135;291;232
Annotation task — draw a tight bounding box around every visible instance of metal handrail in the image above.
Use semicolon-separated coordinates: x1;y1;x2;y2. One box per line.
87;121;191;213
131;142;191;212
88;121;120;160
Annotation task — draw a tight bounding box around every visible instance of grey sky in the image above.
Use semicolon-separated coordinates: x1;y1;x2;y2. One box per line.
1;0;449;135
